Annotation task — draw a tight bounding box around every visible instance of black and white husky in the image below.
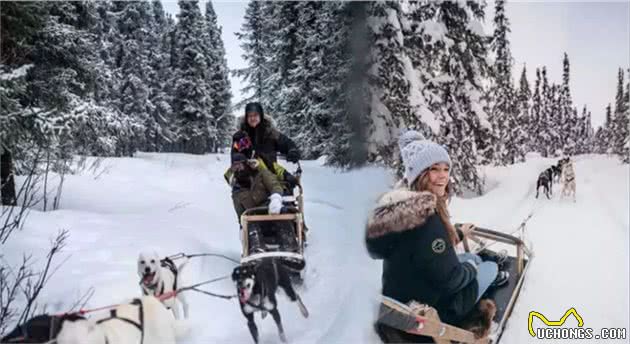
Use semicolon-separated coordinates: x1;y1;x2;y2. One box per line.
232;258;309;343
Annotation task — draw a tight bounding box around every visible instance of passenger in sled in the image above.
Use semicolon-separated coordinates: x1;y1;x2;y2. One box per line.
365;131;509;340
229;152;299;254
225;130;299;195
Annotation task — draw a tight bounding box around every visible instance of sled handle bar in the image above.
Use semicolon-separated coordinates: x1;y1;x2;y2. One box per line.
472;227;525;246
458;226;532;276
471;227;533;258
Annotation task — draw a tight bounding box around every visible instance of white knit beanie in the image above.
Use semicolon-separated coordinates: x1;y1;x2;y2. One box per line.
399;130;451;186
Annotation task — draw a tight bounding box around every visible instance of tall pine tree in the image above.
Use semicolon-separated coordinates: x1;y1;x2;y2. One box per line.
612;68;629;161
488;0;525;165
170;0;213;154
517;64;532;153
204;1;233;152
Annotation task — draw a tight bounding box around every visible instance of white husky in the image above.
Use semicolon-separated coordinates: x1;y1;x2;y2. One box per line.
137;251;190;319
56;295;189;344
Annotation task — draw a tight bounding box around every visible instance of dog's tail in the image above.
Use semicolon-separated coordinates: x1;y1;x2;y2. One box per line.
172;319;191;339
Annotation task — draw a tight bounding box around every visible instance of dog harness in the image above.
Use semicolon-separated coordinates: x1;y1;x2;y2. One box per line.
95;298;144;344
242;260;280;312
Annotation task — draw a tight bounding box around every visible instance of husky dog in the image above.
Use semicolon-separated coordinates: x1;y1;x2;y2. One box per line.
232;258;309;343
560;160;576;202
56;296;189;344
137;251;189;319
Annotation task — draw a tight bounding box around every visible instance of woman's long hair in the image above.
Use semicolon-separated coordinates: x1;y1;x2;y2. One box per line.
410;171;459;246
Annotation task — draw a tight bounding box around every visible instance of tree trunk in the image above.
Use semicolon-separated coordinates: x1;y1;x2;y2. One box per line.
1;148;17;206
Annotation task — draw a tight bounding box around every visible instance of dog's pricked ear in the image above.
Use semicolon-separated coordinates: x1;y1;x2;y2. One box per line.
232;267;240;281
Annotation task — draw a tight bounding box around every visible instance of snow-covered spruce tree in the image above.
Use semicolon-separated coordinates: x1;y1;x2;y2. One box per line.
169;0;213;154
585;109;594;153
529;68;543;155
364;1;410;167
558;53;574;155
549;83;564;156
564;107;578;155
112;1;154;154
422;1;491;195
92;1;119;104
361;1;432;175
1;1;49;205
275;1;350;159
234;0;268;107
538;67;556;157
23;0;114;168
488;0;525;165
602;103;614;153
264;1;300;131
612;68;629;161
361;0;491;193
204;1;233;152
0;3;71;320
576;105;594;154
517;64;532;153
235;1;355;164
574;106;586;154
139;0;176;152
623;72;630;163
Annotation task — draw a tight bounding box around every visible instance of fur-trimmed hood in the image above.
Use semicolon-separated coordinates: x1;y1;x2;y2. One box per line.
238;114;278;132
365;189;437;259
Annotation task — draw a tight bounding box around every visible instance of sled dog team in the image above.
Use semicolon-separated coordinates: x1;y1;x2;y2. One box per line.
536;157;576;201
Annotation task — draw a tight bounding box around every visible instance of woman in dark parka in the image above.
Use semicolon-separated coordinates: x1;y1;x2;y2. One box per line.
365;131;507;327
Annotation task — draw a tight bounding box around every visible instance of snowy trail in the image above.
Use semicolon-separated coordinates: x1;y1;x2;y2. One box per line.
493;156;629;342
3;153;627;343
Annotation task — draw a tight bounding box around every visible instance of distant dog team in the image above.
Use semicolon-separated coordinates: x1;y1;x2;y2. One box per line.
536;157;575;201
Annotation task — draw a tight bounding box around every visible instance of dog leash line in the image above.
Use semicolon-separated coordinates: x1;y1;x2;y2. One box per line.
188;287;237;300
166;252;240;264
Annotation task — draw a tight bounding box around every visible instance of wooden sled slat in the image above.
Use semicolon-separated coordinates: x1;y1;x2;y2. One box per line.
379;297;488;344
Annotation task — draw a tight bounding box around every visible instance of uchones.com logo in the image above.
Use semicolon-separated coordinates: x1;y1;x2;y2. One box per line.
528;308;627;340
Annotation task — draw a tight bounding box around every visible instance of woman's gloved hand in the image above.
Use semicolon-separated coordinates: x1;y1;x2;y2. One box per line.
268;193;283;214
456;223;476;241
286;149;300;163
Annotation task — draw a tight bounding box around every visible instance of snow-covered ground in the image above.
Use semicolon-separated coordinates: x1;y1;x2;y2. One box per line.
3;153;628;343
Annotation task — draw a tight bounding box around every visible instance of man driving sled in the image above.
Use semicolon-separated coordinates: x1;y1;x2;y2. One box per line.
230;153;299;254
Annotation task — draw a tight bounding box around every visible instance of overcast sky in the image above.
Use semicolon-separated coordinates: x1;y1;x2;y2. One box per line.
164;1;629;128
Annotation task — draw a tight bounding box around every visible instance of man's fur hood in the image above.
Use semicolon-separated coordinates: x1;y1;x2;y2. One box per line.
365;188;437;259
238;114;279;134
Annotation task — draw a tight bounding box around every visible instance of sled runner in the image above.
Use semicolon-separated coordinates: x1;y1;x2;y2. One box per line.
374;226;533;344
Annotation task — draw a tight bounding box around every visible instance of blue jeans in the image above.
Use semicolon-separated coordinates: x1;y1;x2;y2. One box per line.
458;253;498;302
